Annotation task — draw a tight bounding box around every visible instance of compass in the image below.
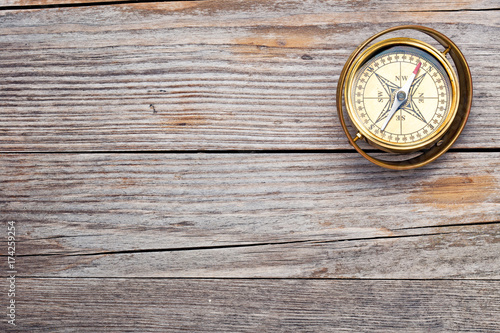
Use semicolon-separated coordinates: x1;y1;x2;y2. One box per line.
337;26;472;170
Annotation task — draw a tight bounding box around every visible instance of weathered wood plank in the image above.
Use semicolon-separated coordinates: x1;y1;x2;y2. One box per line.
16;222;500;278
1;152;498;277
3;278;499;332
0;1;498;151
3;152;499;253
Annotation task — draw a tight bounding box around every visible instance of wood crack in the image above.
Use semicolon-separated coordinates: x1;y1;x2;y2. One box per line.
12;231;457;258
401;7;500;13
396;220;500;231
16;234;105;242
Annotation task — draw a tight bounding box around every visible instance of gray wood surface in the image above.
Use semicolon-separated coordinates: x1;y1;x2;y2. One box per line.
8;278;500;332
1;0;499;332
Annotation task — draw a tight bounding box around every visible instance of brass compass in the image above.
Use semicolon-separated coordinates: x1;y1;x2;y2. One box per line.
337;26;472;170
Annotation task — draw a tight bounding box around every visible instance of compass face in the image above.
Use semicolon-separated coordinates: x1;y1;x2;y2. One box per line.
344;39;459;152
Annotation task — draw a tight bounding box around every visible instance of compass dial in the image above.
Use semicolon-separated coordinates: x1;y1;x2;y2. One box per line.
344;38;459;152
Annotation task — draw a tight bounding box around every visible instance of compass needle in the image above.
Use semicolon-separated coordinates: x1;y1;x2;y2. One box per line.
374;99;392;124
380;61;421;131
410;73;426;96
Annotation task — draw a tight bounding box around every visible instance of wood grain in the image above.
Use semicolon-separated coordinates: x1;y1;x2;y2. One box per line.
1;152;498;277
3;278;499;332
0;0;499;151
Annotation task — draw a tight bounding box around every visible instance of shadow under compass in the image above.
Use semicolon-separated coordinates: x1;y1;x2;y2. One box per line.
355;137;444;164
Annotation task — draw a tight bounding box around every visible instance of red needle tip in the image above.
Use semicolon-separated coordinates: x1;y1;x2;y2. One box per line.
413;62;422;75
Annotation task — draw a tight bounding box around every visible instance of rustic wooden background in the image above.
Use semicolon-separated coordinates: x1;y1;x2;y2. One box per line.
1;0;499;331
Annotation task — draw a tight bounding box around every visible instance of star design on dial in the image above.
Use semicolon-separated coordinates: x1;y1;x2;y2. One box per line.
373;72;428;125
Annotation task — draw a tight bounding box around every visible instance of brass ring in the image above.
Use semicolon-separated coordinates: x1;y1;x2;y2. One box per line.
336;25;472;170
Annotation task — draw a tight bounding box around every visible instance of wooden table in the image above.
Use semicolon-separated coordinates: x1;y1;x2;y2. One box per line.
1;1;499;331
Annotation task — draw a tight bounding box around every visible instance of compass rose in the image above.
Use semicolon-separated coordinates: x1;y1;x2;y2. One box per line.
374;70;428;126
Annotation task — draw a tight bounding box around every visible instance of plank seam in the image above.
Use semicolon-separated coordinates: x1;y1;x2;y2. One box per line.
4;276;500;281
0;1;498;12
1;148;500;155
